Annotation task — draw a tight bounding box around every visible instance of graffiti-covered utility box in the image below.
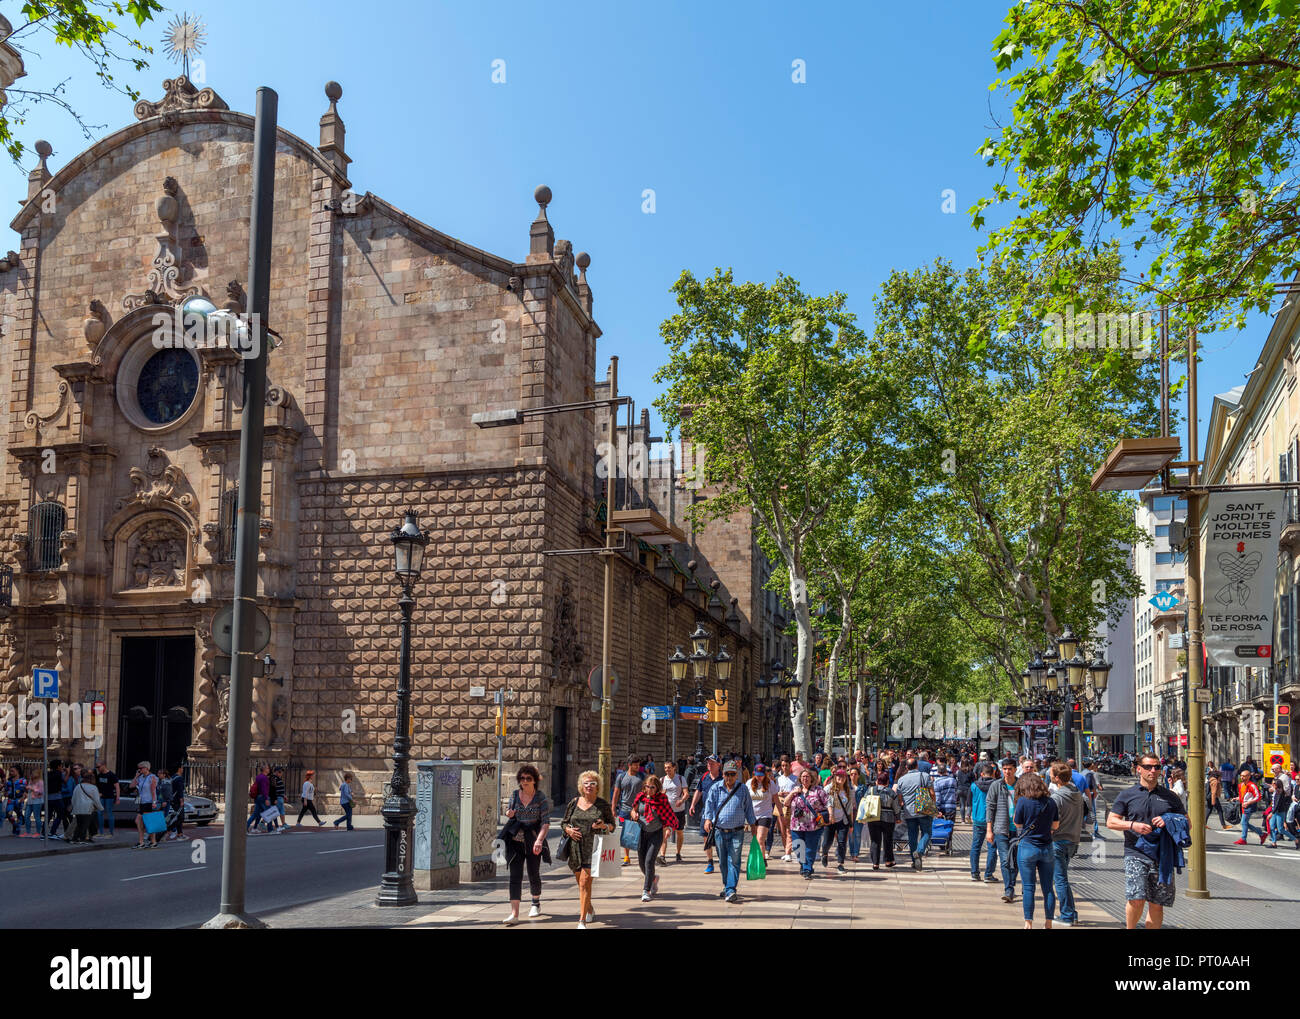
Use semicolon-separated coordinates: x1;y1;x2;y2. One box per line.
414;761;461;890
459;761;499;883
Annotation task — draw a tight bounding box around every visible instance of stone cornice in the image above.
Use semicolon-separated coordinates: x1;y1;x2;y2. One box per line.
12;111;352;232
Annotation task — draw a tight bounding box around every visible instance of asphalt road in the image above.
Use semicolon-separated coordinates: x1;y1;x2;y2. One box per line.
0;827;384;929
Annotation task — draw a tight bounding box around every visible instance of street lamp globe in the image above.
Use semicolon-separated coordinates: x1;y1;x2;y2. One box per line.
714;646;733;684
1045;666;1059;694
783;675;802;702
389;509;428;590
1088;651;1113;694
1028;651;1046;688
755;675;770;701
1066;652;1089;691
668;645;689;685
689;622;711;658
1057;624;1079;663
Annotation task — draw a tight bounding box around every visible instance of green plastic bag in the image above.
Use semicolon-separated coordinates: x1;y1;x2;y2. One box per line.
745;835;766;880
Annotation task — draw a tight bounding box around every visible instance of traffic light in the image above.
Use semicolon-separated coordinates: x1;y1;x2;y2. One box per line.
1279;704;1291;741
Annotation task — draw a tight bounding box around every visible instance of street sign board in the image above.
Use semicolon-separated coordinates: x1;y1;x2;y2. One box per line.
32;668;58;699
1193;688;1212;704
212;604;272;654
90;700;106;716
641;706;673;720
1264;742;1291;774
679;706;708;717
587;665;621;699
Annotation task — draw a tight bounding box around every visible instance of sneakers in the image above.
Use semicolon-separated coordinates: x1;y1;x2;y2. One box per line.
503;913;518;925
704;863;715;874
837;865;847;874
641;892;651;902
1233;838;1247;845
528;904;541;918
1001;893;1014;902
675;853;683;863
576;922;587;930
781;854;792;862
971;873;982;881
584;911;595;923
724;891;736;903
133;842;148;850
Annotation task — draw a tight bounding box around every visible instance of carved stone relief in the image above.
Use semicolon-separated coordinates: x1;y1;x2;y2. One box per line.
124;519;187;590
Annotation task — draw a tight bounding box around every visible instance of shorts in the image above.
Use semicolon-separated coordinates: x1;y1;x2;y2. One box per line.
137;802;157;815
674;811;686;830
1123;853;1176;906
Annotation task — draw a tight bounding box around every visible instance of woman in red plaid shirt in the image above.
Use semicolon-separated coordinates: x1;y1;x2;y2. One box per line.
630;775;681;902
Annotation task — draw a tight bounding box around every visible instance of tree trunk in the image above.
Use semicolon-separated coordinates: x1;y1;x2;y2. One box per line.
853;680;864;754
821;619;848;757
790;575;813;755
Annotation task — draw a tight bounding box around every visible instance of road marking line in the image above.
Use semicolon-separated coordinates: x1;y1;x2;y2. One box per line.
317;843;384;855
0;862;43;872
121;866;206;881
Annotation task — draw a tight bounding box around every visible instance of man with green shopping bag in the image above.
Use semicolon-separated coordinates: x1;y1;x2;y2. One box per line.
703;760;757;903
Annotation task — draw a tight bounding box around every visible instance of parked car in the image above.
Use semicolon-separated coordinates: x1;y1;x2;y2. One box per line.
111;791;216;826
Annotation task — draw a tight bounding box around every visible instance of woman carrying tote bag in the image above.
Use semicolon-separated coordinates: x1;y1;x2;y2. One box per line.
860;767;898;870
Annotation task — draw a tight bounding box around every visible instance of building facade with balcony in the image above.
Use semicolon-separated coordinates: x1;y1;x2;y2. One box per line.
1203;293;1300;767
1133;485;1188;752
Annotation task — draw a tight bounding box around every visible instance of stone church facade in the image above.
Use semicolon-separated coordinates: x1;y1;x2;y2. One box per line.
0;77;778;810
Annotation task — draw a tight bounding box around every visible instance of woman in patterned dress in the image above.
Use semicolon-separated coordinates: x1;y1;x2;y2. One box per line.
561;770;615;930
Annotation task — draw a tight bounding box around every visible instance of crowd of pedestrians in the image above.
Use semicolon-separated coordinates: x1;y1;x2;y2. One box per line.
503;740;1261;930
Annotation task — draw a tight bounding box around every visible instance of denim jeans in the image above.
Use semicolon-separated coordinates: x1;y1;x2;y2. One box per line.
1017;840;1055;922
715;827;744;896
23;802;42;834
1241;806;1265;841
970;820;996;879
792;828;823;876
247;794;268;830
823;821;849;865
905;816;932;858
1268;810;1287;843
1050;840;1077;923
956;789;971;821
334;801;354;828
850;822;864;857
99;797;115;835
994;831;1016;895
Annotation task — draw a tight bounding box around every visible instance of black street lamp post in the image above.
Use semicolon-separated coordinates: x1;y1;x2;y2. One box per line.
377;509;428;907
668;646;688;765
688;622;711;762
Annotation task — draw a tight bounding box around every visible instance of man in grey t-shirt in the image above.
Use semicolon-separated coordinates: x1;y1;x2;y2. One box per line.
894;762;936;871
615;757;644;865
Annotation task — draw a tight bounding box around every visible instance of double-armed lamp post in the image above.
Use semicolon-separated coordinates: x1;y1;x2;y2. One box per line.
376;510;428;907
1020;625;1113;761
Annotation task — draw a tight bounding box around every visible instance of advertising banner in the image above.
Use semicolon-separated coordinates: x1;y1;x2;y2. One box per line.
1203;491;1285;666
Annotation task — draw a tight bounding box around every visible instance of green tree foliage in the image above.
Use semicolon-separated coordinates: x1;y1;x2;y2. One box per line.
654;269;895;754
871;256;1155;685
973;0;1300;328
3;1;163;164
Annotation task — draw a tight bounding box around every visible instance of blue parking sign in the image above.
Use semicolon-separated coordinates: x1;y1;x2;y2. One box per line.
32;668;59;699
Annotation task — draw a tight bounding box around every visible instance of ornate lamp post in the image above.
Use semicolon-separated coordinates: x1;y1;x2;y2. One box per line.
711;646;733;758
689;622;711;761
376;509;427;907
782;670;803;754
754;675;770;756
668;645;688;765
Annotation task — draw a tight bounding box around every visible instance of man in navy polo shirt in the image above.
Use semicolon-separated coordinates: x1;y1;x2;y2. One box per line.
1108;751;1185;930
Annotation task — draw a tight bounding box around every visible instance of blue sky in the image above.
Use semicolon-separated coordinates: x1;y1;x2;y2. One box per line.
3;0;1264;452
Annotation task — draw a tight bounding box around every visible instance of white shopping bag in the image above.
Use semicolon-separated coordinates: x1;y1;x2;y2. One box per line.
261;806;281;824
590;834;623;879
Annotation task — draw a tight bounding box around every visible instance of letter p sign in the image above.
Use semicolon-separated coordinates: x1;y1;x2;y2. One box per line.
33;668;59;699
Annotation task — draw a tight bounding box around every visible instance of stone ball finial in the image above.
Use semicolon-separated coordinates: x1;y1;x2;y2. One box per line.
534;185;552;207
576;251;590;271
34;140;52;159
325;81;342;103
